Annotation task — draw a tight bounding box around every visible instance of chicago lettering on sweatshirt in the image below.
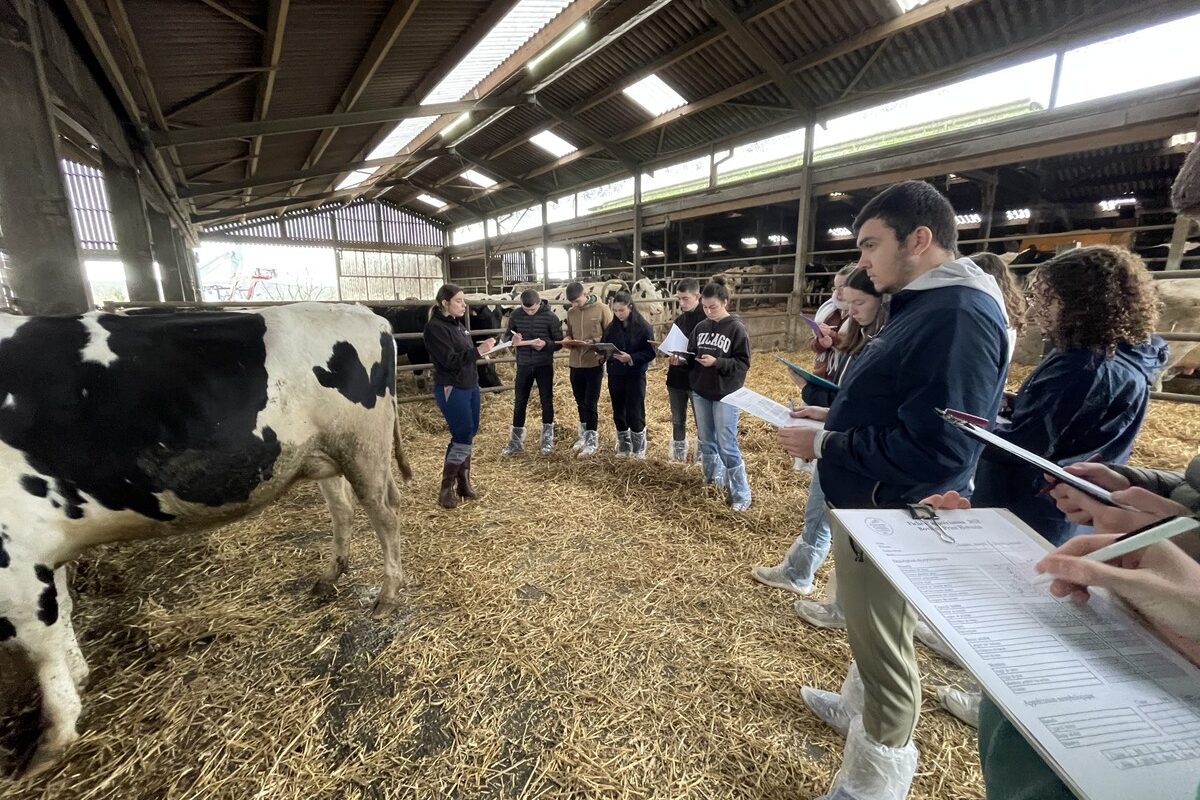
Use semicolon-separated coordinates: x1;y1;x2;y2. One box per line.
687;315;751;401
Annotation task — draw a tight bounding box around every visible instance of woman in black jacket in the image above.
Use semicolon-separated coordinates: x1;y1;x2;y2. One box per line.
423;284;496;509
602;290;656;458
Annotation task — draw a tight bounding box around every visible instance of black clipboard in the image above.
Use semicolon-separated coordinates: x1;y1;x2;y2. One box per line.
935;408;1131;509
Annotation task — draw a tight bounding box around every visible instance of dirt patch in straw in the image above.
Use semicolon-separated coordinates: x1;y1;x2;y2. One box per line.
3;354;1195;799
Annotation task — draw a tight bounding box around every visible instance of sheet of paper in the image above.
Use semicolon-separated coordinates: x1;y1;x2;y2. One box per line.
719;387;823;429
657;323;690;356
484;340;513;355
833;507;1200;800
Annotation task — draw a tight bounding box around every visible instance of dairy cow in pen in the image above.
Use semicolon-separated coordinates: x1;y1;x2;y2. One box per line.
0;302;412;776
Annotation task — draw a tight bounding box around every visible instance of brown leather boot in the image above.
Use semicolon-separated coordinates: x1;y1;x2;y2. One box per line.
437;460;459;509
456;456;479;500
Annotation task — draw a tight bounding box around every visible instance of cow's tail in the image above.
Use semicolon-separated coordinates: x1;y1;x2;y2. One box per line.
392;404;413;482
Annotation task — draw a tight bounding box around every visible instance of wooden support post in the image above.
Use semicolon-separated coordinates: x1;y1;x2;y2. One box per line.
482;220;492;293
980;180;997;247
0;0;91;314
632;172;642;284
788;122;816;349
173;229;199;301
1165;214;1193;271
541;199;549;287
147;206;184;300
103;154;160;301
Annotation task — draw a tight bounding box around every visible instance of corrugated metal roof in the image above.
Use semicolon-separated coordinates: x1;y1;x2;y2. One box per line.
79;0;1200;229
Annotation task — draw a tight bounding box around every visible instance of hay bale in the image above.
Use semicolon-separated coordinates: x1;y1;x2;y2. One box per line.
4;352;1193;798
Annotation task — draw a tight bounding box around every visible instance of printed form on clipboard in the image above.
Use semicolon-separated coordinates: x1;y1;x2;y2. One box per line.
833;506;1200;800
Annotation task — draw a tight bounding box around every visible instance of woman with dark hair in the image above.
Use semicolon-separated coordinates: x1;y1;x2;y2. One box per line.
423;283;497;509
666;277;705;462
602;290;656;458
756;266;886;603
686;276;753;511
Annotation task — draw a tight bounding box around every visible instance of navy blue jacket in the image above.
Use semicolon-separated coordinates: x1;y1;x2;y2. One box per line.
602;316;656;378
819;276;1009;509
972;338;1168;545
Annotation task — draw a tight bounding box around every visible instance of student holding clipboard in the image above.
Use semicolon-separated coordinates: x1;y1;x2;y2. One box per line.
775;181;1010;800
601;291;656;458
968;246;1166;547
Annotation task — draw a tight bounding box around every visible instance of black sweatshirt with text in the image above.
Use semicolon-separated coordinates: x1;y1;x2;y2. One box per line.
686;314;751;401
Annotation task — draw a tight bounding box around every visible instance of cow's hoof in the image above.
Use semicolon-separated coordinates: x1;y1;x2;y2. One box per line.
18;745;63;781
311;579;338;599
370;598;400;617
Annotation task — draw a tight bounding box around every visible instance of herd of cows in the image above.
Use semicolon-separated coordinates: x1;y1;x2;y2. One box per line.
0;265;1197;778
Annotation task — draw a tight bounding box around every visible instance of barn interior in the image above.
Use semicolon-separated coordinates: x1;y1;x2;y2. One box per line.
1;0;1200;797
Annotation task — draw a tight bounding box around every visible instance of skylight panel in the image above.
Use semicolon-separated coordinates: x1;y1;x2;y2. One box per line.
526;21;587;72
336;170;375;191
894;0;932;12
424;1;572;105
340;1;572;191
462;169;497;188
622;75;687;117
416;194;447;209
530;130;577;157
740;236;758;247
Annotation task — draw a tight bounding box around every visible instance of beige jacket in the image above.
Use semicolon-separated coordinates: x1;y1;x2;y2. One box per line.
566;295;613;368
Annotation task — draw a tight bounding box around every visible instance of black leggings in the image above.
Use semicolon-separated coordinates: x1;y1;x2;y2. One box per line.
512;364;555;427
569;366;603;431
667;385;694;441
608;372;646;432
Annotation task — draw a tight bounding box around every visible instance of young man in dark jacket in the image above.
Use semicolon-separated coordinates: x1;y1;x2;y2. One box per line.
500;289;564;457
778;180;1010;800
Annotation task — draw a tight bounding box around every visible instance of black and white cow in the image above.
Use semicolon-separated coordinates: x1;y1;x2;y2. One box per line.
0;302;412;776
370;303;503;389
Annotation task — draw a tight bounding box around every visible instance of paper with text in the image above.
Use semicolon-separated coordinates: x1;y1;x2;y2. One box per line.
657;323;690;356
833;507;1200;800
720;387;823;429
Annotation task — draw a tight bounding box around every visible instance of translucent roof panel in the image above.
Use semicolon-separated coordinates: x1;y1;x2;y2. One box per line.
530;130;578;157
415;193;446;208
895;0;932;12
343;0;573;190
622;74;687;117
462;169;498;188
423;1;572;105
1056;12;1200;108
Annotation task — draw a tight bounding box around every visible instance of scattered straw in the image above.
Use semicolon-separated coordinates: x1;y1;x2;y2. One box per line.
2;353;1194;798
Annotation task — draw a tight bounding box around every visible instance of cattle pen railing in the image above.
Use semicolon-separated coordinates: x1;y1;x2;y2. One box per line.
105;279;1200;406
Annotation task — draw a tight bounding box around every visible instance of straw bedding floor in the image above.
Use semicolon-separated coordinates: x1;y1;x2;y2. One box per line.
2;353;1195;799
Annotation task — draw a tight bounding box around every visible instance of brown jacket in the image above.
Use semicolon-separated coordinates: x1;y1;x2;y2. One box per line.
566;295;614;368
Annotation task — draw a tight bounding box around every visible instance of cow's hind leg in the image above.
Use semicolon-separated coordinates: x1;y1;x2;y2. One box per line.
347;473;404;616
2;565;83;778
313;477;356;598
56;567;88;690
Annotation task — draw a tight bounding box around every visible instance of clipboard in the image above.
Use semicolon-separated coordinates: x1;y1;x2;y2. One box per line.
772;355;839;392
935;408;1132;509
